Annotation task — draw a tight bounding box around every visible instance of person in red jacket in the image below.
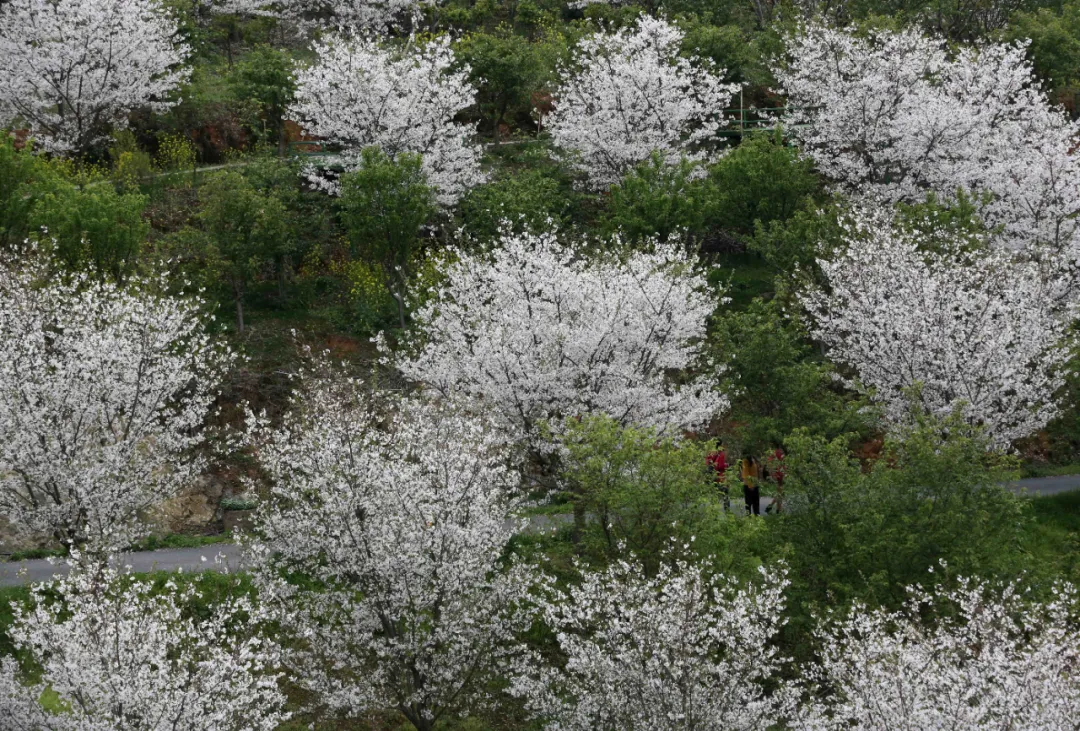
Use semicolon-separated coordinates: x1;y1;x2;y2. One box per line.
706;439;730;510
764;446;785;514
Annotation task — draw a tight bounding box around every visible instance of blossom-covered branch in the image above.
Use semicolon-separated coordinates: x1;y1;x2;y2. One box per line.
389;229;727;446
0;0;190;154
245;371;534;730
290;33;484;205
802;209;1071;448
0;252;233;553
550;16;738;190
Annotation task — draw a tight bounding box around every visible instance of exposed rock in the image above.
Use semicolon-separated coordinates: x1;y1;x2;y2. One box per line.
147;474;226;535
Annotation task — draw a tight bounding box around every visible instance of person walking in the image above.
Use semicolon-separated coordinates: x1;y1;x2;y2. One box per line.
706;439;730;510
741;455;761;516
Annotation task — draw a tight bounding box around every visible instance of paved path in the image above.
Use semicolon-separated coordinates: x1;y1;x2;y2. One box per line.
2;475;1078;588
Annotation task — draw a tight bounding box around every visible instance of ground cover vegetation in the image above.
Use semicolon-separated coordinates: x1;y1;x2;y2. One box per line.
2;0;1080;727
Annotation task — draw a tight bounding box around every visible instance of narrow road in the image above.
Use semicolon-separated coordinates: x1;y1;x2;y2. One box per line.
2;474;1078;587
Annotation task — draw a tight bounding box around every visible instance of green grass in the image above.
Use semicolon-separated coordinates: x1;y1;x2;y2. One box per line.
1020;490;1080;583
1019;462;1080;479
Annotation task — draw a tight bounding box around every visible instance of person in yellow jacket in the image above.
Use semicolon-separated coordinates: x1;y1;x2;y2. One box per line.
740;455;762;516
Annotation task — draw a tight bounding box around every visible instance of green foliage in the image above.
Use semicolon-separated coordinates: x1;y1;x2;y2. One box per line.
27;179;149;280
773;410;1030;645
339;148;435;328
156;133;198;174
561;416;760;576
231;45;297;151
460;167;573;241
708;131;821;239
714;295;868;455
747;196;845;273
456;29;549;141
895;190;993;254
602;153;717;245
199;170;291;332
0;136;53;248
1010;3;1080;95
108;131;155;192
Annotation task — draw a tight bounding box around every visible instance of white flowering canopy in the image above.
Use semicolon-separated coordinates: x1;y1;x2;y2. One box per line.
246;374;534;730
776;23;1080;257
549;16;739;190
797;575;1080;730
0;253;233;553
216;0;433;30
0;561;287;730
390;229;727;446
290;33;485;205
511;558;795;730
802;209;1071;449
0;0;190;154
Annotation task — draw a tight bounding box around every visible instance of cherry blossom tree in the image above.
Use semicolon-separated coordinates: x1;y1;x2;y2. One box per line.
776;23;1080;257
798;574;1080;730
801;209;1071;449
0;252;234;553
0;560;287;730
0;0;190;155
388;229;726;447
290;33;484;205
510;557;795;730
244;370;535;731
549;16;739;190
216;0;432;30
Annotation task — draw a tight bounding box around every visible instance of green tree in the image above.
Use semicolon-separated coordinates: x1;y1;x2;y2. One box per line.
561;416;757;576
1010;4;1080;96
709;130;821;239
456;29;547;143
27;180;148;280
747;196;845;274
0;136;52;248
773;410;1030;655
231;45;297;154
339;148;435;329
458;167;572;241
602;153;717;245
199;171;290;333
713;295;868;455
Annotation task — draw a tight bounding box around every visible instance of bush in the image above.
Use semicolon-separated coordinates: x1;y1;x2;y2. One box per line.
27;178;149;279
709;131;821;239
458;167;572;241
713;295;869;455
601;153;718;246
772;410;1031;655
561;415;761;577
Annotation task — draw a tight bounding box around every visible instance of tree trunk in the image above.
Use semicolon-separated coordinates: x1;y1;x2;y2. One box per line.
235;295;245;334
393;289;407;330
572;487;587;550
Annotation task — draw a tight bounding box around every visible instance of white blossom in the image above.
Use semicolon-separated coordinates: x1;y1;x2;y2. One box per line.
798;574;1080;730
802;209;1071;449
215;0;433;31
245;371;535;731
511;557;795;730
0;558;287;730
0;0;190;154
0;252;234;553
290;33;484;205
389;229;726;447
776;23;1080;258
549;16;738;190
